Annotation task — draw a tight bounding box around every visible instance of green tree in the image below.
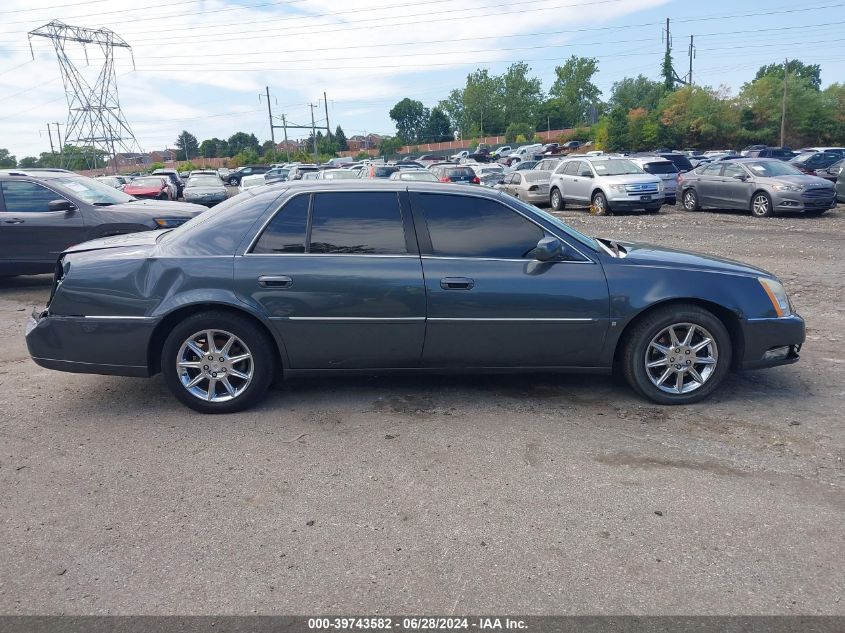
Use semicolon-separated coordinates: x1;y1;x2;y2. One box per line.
389;98;429;143
755;60;821;90
199;137;229;158
609;75;665;112
437;88;466;136
0;148;16;168
378;136;404;158
149;162;165;171
425;106;452;142
227;132;259;155
505;122;535;143
18;156;39;167
549;56;601;126
604;107;629;151
174;130;199;161
500;62;543;128
334;125;349;151
462;68;505;135
661;48;675;92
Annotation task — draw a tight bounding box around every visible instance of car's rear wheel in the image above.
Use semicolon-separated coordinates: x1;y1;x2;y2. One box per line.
682;188;700;211
622;304;732;405
550;188;565;210
161;311;275;413
750;192;773;217
591;191;610;216
229;177;238;186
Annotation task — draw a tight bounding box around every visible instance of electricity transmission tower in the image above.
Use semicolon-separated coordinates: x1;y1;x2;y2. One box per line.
28;21;141;172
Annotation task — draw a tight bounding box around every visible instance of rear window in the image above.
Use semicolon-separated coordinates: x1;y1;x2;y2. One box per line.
643;161;678;175
661;154;693;171
524;171;550;182
446;168;475;178
373;166;399;177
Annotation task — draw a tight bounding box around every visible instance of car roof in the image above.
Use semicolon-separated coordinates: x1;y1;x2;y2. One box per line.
628;155;672;163
251;179;503;196
0;168;76;179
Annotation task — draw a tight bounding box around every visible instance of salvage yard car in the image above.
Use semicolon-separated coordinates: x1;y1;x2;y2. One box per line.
0;168;206;276
183;174;227;206
26;181;804;413
679;158;836;217
549;156;665;214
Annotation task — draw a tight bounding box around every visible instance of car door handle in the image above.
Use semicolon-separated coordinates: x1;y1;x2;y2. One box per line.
440;277;474;290
258;275;293;289
4;218;24;224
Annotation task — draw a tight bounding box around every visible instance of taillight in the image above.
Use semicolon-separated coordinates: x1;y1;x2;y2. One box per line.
440;177;450;182
471;176;480;184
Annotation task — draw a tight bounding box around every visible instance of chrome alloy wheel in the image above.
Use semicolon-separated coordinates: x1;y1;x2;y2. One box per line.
644;323;718;395
176;329;254;402
683;190;697;210
752;194;770;216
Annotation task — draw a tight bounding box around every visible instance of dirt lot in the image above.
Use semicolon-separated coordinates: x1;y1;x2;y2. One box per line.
0;203;843;615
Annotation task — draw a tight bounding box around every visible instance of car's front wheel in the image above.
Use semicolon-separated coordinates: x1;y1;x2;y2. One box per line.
161;311;276;413
550;188;565;210
229;177;238;186
621;304;732;405
750;191;773;217
591;191;610;216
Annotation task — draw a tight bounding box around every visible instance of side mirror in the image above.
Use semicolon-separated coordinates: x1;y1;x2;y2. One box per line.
733;173;748;181
48;199;76;213
579;172;593;178
532;236;562;262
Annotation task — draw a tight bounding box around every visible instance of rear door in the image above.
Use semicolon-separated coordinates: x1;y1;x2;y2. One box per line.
695;163;724;205
559;161;582;202
410;191;609;368
0;179;85;270
234;189;426;369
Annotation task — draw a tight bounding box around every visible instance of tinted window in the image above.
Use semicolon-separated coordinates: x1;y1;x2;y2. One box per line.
418;193;544;259
0;181;64;212
722;164;746;178
577;163;593;177
252;194;309;254
373;166;399;178
643;161;678;175
310;192;406;255
445;168;475;180
563;161;580;176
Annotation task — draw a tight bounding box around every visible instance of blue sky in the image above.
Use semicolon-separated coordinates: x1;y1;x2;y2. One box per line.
0;0;843;158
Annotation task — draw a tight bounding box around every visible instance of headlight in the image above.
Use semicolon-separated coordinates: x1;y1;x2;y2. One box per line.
772;183;804;192
609;184;627;194
154;218;189;228
656;180;664;192
758;277;792;317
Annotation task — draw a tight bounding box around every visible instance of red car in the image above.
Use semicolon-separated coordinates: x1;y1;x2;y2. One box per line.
124;176;172;200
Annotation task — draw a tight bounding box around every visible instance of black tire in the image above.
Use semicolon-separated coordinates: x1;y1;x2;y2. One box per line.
621;303;732;405
750;191;773;218
161;311;276;414
157;192;167;200
681;188;700;211
591;191;610;216
645;204;661;213
550;188;565;210
229;177;238;186
804;208;828;216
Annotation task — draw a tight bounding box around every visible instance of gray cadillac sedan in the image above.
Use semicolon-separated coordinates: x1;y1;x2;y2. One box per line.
679;158;836;217
26;182;805;413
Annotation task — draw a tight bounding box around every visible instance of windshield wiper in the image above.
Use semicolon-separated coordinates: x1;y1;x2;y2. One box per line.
92;202;117;206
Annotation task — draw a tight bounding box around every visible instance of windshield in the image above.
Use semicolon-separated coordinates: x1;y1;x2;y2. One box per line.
643;161;678;175
52;176;135;204
322;170;358;179
130;177;165;187
590;159;644;176
744;161;804;177
187;176;223;187
399;171;438;181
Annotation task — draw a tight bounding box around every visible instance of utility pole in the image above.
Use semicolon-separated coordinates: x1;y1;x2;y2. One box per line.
281;114;290;162
53;122;63;165
309;102;318;160
780;58;789;147
264;86;275;146
687;35;695;85
323;91;331;142
45;123;55;154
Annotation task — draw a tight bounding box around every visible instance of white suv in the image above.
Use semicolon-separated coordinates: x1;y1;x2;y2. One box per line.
627;156;679;204
549;156;665;215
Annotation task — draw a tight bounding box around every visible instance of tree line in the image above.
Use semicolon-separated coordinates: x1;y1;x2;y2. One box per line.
385;57;845;152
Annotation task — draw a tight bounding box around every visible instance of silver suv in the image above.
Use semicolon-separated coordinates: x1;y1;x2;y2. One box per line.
549;157;664;215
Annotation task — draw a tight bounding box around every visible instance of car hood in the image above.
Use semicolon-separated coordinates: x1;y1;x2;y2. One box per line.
62;230;163;255
759;174;833;188
111;199;208;216
124;186;161;194
612;240;772;278
184;186;226;194
598;174;662;185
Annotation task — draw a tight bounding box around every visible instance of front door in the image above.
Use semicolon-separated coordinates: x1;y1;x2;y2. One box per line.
410;191;610;368
719;163;754;209
234;190;426;369
0;179;85;271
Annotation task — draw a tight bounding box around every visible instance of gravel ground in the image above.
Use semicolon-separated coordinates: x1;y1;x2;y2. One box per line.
0;203;842;615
